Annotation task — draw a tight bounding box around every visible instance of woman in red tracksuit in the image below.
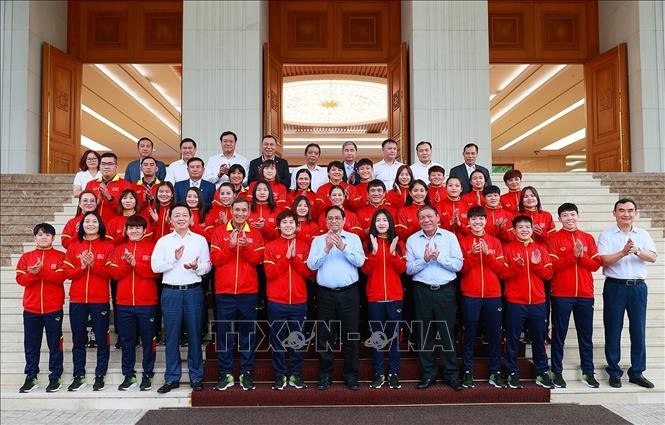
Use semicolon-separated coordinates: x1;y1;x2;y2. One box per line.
461;170;487;208
248;181;281;242
107;215;158;391
317;185;364;239
205;182;236;239
362;209;406;390
61;190;98;250
293;195;320;242
148;182;175;241
396;180;429;240
106;189;153;245
62;211;114;391
287;169;317;208
247;160;288;209
438;176;469;237
185;186;208;239
515;186;555;244
386;165;413;209
263;210;313;389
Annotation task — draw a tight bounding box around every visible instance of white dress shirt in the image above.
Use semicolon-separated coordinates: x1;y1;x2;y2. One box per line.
465;163;476;177
410;161;442;184
165;159;189;185
204;152;250;187
373;159;404;188
597;225;657;280
290;164;328;191
151;230;212;284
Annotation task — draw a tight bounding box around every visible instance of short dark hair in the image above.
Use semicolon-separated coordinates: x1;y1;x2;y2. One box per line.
342;141;357;150
220;131;237;142
417;204;439;217
262;134;277;143
231;197;250;208
446;176;463;185
77;211;106;241
33;223;56;236
125;215;147;229
180;138;197;148
100;152;118;163
512;214;533;227
140;156;156;166
251;180;276;212
327;161;344;172
325;205;345;219
357;158;373;168
503;169;522;183
557;202;579;216
328;184;345;197
467;206;487;219
78;150;100;172
367;179;386;192
463;143;479;152
228;163;246;177
137;137;153;148
117;189;140;215
304;143;321;155
428;165;445;175
294;168;312;190
169;203;191;217
483;185;501;196
277;210;298;226
381;139;398;149
614;198;637;211
187;157;205;167
405;180;430;206
470;169;485;181
416;141;432;150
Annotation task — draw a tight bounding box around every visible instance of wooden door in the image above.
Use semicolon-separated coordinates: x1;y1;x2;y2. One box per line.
263;43;283;155
41;43;82;173
387;43;409;163
584;43;630;171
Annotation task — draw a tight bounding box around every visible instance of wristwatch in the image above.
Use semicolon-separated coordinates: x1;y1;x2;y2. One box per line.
634;248;641;256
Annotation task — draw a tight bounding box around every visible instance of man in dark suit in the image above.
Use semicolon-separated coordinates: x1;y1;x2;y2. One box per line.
174;157;216;210
448;143;492;194
341;141;361;185
124;137;167;183
248;135;290;187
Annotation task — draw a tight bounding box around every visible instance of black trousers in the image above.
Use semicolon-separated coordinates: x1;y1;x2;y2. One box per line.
316;285;359;383
413;282;459;381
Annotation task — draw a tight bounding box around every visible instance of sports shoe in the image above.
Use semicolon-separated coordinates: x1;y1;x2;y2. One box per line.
552;373;567;388
289;375;307;389
272;375;287;390
68;376;86;392
536;373;554;389
46;377;62;393
239;372;255;391
508;373;523;389
118;374;137;391
488;373;506;388
139;375;152;391
93;376;106;391
19;377;38;393
581;373;600;388
213;374;234;391
370;373;385;389
388;373;401;389
462;371;475;388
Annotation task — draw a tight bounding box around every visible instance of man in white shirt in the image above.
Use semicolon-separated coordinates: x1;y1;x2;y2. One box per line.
597;198;658;389
204;131;249;188
410;141;442;184
373;139;403;188
151;204;212;393
289;143;328;191
165;138;197;185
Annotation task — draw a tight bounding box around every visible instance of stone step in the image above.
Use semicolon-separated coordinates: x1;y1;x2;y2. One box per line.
550;377;665;404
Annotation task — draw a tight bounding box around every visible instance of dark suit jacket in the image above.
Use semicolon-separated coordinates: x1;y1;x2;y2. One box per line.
342;162;361;185
124;159;167;183
448;163;492;194
248;156;291;187
174;179;216;211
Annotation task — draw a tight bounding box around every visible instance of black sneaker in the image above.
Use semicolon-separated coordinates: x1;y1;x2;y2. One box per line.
552;373;567;388
46;377;62;393
462;371;475;388
19;377;38;393
288;375;308;389
114;338;121;349
536;373;554;389
388;373;401;389
272;375;287;390
157;381;180;394
68;376;86;392
488;373;506;388
581;373;600;388
213;374;234;391
118;374;137;391
508;373;523;389
140;375;153;391
239;372;255;391
370;374;385;389
93;376;106;391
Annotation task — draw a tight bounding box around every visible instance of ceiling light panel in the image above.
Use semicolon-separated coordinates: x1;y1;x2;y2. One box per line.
541;128;586;150
81;135;112;152
82;104;139;142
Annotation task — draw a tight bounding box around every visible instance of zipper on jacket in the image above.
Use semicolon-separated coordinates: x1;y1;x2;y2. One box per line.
40;251;45;314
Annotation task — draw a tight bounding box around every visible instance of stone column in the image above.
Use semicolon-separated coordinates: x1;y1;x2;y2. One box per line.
401;1;492;170
181;0;266;162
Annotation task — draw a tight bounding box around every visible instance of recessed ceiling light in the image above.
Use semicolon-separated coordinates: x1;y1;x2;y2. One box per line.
82;104;138;142
569;167;586;172
497;64;529;91
566;160;583;167
81;135;111;151
498;98;584;151
541;128;586;150
132;65;181;114
491;64;567;123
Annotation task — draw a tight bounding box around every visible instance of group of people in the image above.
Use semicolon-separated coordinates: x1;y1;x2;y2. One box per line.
17;133;657;395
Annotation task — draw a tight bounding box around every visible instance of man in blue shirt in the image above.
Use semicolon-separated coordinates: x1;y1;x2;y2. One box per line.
307;206;365;391
406;204;464;391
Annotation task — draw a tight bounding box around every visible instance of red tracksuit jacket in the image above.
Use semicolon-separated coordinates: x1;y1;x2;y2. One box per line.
248;203;281;241
85;175;133;224
204;204;231;239
16;247;66;314
287;189;317;210
61;216;82;250
548;228;602;298
63;237;114;303
508;209;556;243
317;207;364;239
361;237;406;302
108;239;158;306
357;202;398;235
297;219;321;242
461;189;485;208
500;191;521;213
459;233;505;298
395;203;423;240
151;205;173;241
386;187;409;209
315;182;361;216
263;236;312;304
105;214;154;246
438;197;469;235
210;222;265;294
247;180;288;209
502;239;553;304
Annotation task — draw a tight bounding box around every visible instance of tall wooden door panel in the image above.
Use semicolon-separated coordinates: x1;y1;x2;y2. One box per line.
263;43;284;154
584;43;630;172
41;43;82;173
387;43;409;163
